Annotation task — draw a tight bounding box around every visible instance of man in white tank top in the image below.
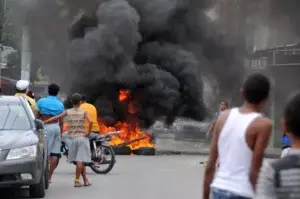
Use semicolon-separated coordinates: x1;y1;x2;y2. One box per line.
203;73;272;199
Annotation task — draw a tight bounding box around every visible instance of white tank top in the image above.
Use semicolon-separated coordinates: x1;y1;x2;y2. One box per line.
211;108;262;198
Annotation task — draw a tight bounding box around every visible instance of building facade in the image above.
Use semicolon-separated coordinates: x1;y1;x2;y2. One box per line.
212;0;300;148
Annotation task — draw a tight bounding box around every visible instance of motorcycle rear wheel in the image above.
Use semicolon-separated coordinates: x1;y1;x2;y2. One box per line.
90;145;116;174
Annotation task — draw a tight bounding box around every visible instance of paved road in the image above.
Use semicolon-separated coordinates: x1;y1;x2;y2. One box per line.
2;155;206;199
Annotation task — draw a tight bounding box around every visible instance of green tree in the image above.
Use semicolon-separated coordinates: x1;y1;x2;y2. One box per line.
0;0;22;50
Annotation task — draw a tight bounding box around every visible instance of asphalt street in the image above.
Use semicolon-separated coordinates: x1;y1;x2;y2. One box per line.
2;155;206;199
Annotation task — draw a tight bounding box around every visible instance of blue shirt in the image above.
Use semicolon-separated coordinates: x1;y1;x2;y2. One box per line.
37;95;64;116
282;134;291;146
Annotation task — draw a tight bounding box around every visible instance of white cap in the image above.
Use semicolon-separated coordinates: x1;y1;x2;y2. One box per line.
16;80;30;90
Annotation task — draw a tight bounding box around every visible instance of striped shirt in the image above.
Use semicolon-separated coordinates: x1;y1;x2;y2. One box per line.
66;108;86;137
256;149;300;199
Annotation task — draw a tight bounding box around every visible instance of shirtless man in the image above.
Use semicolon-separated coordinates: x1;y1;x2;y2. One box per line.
206;101;229;138
37;84;64;183
203;73;272;199
202;101;229;166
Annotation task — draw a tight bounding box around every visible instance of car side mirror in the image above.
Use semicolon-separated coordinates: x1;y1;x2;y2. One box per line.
35;119;44;130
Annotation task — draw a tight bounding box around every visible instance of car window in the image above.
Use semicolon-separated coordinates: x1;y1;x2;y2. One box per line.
0;103;31;130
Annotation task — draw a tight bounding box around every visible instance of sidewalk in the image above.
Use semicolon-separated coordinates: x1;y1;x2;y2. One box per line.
155;137;281;158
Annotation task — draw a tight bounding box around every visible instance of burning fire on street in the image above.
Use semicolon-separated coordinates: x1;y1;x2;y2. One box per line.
99;90;155;152
30;0;235;157
62;89;155;155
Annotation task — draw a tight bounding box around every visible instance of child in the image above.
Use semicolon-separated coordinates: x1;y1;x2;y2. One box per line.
44;93;93;187
256;91;300;198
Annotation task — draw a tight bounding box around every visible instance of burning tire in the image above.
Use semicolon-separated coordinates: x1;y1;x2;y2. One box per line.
111;146;132;155
132;147;155;156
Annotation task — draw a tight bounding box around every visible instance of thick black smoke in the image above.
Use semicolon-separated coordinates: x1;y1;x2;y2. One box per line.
26;0;247;128
66;0;209;127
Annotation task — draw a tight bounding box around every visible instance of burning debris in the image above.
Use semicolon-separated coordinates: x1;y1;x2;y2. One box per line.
27;0;246;153
67;0;206;128
65;0;208;153
98;90;154;151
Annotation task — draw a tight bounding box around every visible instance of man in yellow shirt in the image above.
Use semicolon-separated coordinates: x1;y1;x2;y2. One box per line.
80;94;100;134
15;80;38;114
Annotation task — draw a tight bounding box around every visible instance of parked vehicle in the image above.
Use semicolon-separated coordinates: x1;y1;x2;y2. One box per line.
0;96;48;198
61;131;118;174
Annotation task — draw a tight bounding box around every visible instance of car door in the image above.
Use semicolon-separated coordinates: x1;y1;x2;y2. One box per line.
23;99;45;153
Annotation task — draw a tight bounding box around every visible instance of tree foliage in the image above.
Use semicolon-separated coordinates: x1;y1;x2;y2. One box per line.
0;0;22;50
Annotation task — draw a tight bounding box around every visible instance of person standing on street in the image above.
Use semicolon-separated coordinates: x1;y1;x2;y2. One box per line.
203;73;272;199
15;80;37;114
202;101;229;166
281;131;291;158
206;101;229;138
80;93;100;138
37;83;64;183
44;93;93;187
256;91;300;199
62;93;101;149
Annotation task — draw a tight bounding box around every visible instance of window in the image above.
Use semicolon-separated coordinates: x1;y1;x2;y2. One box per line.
0;103;31;130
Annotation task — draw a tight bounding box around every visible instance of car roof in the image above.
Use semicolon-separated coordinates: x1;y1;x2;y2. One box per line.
0;95;23;103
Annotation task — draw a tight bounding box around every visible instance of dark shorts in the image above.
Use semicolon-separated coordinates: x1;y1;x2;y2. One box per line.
282;145;291;150
212;188;251;199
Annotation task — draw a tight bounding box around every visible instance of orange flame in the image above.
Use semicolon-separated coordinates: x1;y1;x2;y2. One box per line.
99;90;154;150
119;90;130;101
99;120;154;150
63;90;154;150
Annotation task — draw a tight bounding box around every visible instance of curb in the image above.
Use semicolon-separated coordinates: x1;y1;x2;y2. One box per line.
155;149;281;158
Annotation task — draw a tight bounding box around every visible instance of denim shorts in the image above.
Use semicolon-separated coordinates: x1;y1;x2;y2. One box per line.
44;123;61;157
212;188;251;199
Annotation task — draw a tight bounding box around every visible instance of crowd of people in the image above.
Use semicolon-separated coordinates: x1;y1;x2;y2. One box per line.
204;73;300;199
3;72;300;197
11;80;100;187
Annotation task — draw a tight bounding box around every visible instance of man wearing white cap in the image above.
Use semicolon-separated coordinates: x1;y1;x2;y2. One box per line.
15;80;37;113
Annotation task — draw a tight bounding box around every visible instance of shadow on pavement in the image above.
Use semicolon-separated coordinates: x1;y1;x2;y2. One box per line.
1;188;30;199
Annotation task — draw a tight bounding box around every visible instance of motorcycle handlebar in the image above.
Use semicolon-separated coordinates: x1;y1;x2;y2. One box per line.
105;131;121;136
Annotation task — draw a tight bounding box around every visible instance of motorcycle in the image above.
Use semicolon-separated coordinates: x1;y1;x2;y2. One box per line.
61;131;120;174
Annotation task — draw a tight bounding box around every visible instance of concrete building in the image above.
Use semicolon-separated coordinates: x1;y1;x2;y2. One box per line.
211;0;300;148
246;0;300;147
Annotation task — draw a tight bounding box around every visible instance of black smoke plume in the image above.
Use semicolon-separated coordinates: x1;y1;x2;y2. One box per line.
66;0;208;127
26;0;246;128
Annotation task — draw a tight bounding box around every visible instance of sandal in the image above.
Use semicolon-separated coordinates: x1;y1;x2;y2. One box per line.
83;178;92;187
84;182;92;187
74;179;83;188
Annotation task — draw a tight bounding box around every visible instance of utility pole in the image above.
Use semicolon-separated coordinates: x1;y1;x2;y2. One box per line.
21;26;31;81
0;0;6;87
0;44;2;87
